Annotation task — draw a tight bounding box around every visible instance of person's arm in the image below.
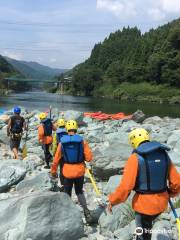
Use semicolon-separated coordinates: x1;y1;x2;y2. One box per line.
38;125;44;142
168;161;180;198
51;144;62;176
7;118;11;136
52;123;57;131
108;153;138;206
83;140;93;162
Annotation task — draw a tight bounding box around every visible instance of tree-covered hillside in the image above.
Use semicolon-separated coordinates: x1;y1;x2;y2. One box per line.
0;55;29;93
71;18;180;101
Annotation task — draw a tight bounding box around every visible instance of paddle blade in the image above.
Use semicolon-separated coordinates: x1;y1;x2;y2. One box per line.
176;218;180;240
22;144;27;159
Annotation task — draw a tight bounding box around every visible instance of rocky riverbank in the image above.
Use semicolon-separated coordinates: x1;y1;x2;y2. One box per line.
0;108;179;240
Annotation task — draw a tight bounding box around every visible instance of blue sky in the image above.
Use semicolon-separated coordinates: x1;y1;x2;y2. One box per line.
0;0;179;69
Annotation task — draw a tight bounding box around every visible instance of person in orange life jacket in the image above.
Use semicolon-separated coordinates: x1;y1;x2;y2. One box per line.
107;128;180;240
51;120;94;224
38;112;56;169
54;118;67;190
7;106;26;159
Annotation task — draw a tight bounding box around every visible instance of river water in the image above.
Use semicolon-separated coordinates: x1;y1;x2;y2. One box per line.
0;91;180;118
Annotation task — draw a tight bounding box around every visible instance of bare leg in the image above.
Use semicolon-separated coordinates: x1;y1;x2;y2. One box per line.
12;148;18;159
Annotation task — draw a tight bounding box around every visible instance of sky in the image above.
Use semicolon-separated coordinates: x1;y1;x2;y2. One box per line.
0;0;179;69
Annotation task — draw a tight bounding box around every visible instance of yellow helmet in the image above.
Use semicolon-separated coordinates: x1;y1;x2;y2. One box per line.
57;118;65;127
39;112;47;120
66;120;78;131
128;128;150;149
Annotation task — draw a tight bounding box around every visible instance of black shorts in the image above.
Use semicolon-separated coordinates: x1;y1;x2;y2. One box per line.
10;138;21;150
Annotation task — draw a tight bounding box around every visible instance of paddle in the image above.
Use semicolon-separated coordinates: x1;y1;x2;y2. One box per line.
169;199;180;240
49;105;52;120
86;168;102;196
22;118;29;159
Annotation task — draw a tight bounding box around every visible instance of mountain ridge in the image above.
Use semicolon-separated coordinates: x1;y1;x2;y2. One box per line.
5;57;68;80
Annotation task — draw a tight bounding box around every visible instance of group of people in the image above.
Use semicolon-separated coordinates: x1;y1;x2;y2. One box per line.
7;106;180;239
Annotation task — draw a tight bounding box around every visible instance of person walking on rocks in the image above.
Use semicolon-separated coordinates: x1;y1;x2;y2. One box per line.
51;120;94;224
7;106;26;159
38;112;56;169
108;128;180;240
52;118;67;190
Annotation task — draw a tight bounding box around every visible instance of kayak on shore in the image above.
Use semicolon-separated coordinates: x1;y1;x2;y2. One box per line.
84;111;133;121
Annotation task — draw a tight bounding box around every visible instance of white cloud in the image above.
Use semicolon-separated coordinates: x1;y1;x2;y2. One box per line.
50;58;57;63
160;0;180;14
96;0;137;19
148;8;165;21
2;51;23;60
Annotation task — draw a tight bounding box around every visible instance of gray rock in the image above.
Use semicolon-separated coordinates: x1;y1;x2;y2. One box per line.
167;130;180;148
132;110;146;123
0;127;9;145
16;172;51;192
93;142;131;179
0;191;84;240
23;154;44;172
143;116;163;125
151;220;175;240
99;202;135;234
64;110;84;124
174;138;180;153
25;147;44;161
114;220;135;240
168;151;180;167
87;131;104;143
83;117;93;124
104;175;122;195
0;160;26;192
122;119;140;129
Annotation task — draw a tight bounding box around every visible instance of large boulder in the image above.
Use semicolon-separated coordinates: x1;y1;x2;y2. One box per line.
64;110;84;124
0;127;9;145
114;220;135;240
0;191;84;240
16;172;52;192
23;154;44;169
0;114;10;123
99;201;134;234
104;175;122;195
151;220;175;240
132;110;146;123
0;160;26;192
86;131;104;143
168;151;180;167
167;130;180;148
93;142;131;179
143;116;164;125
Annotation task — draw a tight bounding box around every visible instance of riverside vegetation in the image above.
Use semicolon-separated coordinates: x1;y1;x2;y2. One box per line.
69;18;180;104
0;108;179;240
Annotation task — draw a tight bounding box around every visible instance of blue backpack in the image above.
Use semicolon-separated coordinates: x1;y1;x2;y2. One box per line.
56;128;67;144
133;141;170;194
61;134;84;164
41;118;52;136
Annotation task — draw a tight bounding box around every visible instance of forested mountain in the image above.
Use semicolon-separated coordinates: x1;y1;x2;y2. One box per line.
71;18;180;98
0;55;31;93
5;57;67;79
0;55;15;74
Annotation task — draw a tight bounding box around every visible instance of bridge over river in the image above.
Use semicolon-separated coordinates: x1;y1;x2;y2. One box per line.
4;76;72;93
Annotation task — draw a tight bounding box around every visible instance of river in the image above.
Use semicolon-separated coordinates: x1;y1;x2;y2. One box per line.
0;91;180;118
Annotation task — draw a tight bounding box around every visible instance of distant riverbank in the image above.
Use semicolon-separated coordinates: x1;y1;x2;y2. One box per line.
91;82;180;105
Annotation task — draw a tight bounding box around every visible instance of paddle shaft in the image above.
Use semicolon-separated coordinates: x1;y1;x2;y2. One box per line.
169;199;179;219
